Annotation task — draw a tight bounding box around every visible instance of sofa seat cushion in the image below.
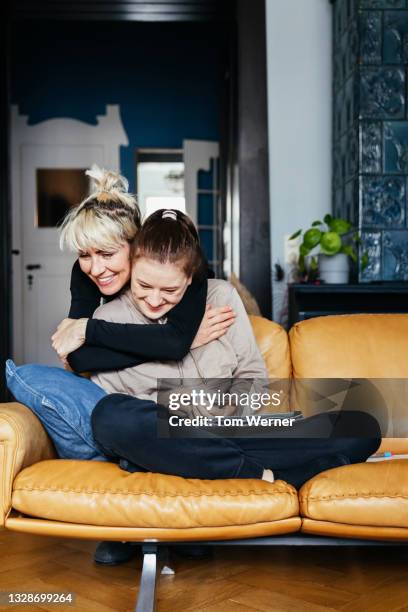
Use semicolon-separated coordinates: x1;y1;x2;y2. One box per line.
11;460;299;529
299;459;408;528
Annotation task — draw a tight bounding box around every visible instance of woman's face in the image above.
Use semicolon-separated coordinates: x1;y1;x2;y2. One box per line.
131;256;192;320
78;242;131;296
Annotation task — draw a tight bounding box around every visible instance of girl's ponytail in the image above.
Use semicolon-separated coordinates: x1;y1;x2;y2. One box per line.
133;209;205;279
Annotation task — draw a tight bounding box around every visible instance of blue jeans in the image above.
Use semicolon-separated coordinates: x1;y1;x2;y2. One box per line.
5;359;108;461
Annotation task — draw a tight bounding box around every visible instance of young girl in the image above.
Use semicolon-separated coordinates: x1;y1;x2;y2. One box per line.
88;209;381;487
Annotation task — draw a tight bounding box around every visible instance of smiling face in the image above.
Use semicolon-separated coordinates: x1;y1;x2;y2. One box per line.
130;256;192;320
78;242;131;295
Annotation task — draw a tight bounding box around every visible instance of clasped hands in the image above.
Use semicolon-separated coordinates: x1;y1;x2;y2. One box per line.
51;318;88;363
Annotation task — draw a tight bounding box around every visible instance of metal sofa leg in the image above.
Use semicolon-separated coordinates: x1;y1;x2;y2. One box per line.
135;545;158;612
135;545;174;612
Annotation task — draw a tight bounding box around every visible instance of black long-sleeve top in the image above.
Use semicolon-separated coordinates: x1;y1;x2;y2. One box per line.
67;260;208;373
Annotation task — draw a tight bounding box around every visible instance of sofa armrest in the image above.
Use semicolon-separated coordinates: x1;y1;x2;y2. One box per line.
0;402;56;526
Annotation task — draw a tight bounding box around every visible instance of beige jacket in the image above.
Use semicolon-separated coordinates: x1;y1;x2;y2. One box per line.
91;280;268;412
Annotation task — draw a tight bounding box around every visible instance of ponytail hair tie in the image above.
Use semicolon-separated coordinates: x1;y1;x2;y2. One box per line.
161;209;178;221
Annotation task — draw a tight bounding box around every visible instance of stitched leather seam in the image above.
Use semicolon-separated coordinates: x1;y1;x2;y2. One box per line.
1;445;7;525
0;412;22;523
300;493;408;502
13;486;297;497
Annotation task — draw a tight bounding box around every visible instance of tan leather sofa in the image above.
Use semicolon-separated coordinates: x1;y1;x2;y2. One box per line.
2;313;408;610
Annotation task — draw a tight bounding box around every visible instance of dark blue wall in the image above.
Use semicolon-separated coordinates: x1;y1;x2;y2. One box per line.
11;20;226;191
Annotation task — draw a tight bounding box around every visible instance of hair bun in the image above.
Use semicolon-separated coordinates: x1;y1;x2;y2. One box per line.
84;164;137;210
86;164;129;195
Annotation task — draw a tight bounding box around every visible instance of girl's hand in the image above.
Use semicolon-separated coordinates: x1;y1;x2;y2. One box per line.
191;305;236;349
51;318;88;359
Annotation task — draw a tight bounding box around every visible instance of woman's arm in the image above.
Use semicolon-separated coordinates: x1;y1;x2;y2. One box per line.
67;345;144;372
66;277;208;373
64;262;233;374
85;278;207;360
68;258;206;357
67;259;205;369
68;259;102;318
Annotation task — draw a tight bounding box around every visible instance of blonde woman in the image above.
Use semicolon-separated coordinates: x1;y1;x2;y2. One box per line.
6;167;235;565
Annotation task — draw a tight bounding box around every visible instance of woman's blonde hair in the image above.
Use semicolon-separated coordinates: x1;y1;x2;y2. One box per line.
59;165;141;253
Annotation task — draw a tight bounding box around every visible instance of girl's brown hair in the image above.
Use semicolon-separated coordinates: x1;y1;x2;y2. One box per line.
132;209;205;278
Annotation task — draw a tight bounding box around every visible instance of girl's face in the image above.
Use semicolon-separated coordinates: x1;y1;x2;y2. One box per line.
131;256;192;320
78;242;131;295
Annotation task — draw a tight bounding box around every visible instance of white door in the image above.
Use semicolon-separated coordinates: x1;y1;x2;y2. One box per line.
11;106;128;365
21;145;103;365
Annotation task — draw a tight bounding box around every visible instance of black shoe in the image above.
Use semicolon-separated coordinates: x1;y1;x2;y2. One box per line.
172;544;213;560
93;541;140;565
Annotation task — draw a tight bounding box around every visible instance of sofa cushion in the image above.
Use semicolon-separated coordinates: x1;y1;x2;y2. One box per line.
301;520;408;541
289;314;408;378
289;314;408;439
12;460;299;529
299;459;408;528
249;315;291;378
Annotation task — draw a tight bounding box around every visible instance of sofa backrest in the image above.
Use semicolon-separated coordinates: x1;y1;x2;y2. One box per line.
251;313;408;452
289;314;408;377
288;314;408;449
249;315;291;378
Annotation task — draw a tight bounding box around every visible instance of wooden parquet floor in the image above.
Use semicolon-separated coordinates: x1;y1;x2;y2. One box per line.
1;529;408;612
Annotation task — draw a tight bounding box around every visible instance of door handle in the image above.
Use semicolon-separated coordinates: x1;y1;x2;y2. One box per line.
26;264;42;271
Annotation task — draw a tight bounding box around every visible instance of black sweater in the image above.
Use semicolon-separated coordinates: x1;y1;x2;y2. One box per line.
67;260;207;373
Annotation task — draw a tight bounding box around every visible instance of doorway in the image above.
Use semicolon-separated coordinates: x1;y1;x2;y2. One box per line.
136;141;222;276
137;149;185;218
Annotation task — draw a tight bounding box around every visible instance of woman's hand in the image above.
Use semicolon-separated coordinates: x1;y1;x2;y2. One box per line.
51;318;88;359
191;305;236;349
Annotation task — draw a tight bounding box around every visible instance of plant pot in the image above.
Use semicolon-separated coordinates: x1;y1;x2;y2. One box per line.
318;253;349;284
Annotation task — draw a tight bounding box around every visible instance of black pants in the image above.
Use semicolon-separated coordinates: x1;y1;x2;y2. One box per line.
92;394;381;479
91;394;381;481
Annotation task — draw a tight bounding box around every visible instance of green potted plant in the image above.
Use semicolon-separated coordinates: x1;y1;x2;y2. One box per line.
289;214;368;284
